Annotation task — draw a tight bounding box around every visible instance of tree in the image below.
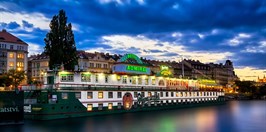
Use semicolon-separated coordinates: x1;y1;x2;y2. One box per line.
235;80;256;93
44;9;77;71
5;69;26;89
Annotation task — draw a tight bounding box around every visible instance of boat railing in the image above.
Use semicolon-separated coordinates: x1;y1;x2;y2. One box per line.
20;83;222;92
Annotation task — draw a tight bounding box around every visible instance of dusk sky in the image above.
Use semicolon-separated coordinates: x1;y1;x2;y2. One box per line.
0;0;265;81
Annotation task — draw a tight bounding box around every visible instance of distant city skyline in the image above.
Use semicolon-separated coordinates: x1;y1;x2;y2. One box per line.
0;0;265;81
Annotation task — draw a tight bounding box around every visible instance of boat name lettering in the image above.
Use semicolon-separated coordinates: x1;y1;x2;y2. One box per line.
126;65;147;72
0;106;19;113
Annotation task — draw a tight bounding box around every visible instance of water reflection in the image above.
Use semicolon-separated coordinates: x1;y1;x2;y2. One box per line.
1;101;266;132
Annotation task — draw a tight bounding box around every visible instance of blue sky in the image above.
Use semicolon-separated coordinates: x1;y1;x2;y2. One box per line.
0;0;266;80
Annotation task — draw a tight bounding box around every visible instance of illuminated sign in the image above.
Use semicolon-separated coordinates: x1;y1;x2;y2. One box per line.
199;79;216;85
126;65;147;72
113;64;151;75
118;54;143;64
158;65;172;77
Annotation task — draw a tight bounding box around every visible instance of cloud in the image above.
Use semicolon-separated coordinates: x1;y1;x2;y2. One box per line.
99;34;232;63
235;67;266;81
1;0;266;81
243;41;266;53
28;42;43;56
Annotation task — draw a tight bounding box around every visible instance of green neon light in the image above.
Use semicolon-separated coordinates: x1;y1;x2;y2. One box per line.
126;65;147;72
119;54;143;64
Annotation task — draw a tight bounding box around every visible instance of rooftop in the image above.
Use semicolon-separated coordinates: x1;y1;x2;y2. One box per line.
0;29;28;45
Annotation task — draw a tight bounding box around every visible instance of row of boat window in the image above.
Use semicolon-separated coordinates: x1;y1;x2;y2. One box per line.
61;91;218;100
61;74;158;85
86;97;217;111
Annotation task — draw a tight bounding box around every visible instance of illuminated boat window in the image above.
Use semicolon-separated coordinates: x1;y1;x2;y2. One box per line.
148;92;151;97
87;92;93;99
98;92;103;99
122;76;127;84
152;79;156;85
132;77;136;84
87;104;92;111
138;77;142;85
117;75;121;81
108;103;112;110
176;92;179;97
81;74;91;82
145;78;148;85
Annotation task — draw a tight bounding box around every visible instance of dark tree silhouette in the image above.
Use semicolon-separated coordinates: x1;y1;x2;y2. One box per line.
44;9;77;71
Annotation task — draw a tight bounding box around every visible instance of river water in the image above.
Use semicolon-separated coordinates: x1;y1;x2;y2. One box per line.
2;100;266;132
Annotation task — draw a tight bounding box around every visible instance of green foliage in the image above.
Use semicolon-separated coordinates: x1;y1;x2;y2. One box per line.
259;84;266;95
235;80;257;93
44;9;77;71
1;69;26;89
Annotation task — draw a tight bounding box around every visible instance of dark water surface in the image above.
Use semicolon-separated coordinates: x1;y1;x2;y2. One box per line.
2;101;266;132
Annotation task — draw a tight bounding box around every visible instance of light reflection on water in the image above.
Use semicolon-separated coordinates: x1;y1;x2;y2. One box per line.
1;101;266;132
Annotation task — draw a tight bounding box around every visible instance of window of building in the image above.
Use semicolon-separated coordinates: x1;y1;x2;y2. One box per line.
61;74;74;82
87;104;93;111
171;92;174;97
10;45;13;50
9;62;14;67
96;63;101;68
108;92;113;98
62;93;68;99
17;62;24;67
117;75;121;81
108;103;112;110
122;76;127;84
98;92;103;99
105;75;108;83
98;103;103;110
152;79;156;85
118;103;122;109
9;53;14;58
117;92;122;98
17;53;24;59
132;77;136;84
166;92;169;97
87;92;93;99
95;74;99;83
138;77;142;85
160;92;163;97
103;64;108;68
145;78;149;85
89;63;94;67
75;93;81;99
81;74;91;82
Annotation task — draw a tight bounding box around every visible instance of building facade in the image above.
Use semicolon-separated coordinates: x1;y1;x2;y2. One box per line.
27;51;238;88
0;29;28;74
27;53;49;83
